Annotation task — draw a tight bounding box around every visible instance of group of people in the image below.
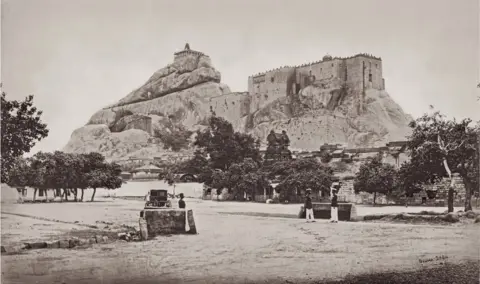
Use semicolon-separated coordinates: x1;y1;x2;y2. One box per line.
304;182;339;223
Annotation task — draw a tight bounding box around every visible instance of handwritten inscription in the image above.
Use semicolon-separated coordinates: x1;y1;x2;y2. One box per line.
419;255;448;264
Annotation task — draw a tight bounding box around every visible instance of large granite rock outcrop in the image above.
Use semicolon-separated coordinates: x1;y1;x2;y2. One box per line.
64;45;413;160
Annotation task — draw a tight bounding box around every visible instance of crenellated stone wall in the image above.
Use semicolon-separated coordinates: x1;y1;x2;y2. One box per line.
248;67;296;110
248;53;384;104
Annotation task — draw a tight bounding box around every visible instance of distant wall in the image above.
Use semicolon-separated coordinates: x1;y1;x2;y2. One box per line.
248;67;296;110
336;173;468;206
344;56;383;91
247;54;384;100
209;92;251;124
296;59;342;89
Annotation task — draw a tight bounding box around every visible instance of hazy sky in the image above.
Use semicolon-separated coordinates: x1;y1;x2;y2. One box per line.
2;0;479;154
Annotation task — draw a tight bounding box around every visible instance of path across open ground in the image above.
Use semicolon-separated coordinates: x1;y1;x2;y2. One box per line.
1;197;479;283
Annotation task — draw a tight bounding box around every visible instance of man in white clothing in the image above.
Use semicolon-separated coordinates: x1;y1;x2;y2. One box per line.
330;182;339;223
305;189;315;223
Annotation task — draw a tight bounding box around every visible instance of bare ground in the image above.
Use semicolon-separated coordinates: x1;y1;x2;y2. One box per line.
1;198;479;284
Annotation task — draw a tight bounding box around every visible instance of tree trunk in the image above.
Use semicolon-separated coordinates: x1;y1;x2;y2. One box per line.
463;179;473;212
91;188;97;202
33;188;38;202
73;188;78;202
80;189;84;202
442;158;455;213
447;181;454;213
45;189;49;202
373;192;377;205
63;189;69;201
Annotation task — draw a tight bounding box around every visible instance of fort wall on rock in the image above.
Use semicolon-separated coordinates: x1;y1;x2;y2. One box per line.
248;53;384;102
248;67;296;110
105;45;386;116
209;92;251;121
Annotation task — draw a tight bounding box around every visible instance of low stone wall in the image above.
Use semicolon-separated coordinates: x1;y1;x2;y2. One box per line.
298;203;357;221
1;235;112;255
141;209;197;237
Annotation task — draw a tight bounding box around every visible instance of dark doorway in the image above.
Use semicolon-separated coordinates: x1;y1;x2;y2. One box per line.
422;197;427;204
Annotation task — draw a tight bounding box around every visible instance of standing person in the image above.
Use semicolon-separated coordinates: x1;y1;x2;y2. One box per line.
330;183;339;223
179;193;190;232
178;193;186;209
144;191;151;207
305;189;315;223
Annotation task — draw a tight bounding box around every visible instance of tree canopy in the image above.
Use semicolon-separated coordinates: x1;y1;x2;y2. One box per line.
1;93;49;183
271;159;334;202
354;156;397;204
7;151;122;202
194;116;261;171
210;158;269;200
404;111;479;211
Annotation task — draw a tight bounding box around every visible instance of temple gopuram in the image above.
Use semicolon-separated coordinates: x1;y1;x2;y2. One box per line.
264;130;292;163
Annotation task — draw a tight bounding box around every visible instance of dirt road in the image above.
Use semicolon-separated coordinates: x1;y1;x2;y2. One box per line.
1;199;479;283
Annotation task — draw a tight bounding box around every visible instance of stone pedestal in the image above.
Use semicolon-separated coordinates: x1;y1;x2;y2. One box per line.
298;203;357;221
140;209;197;237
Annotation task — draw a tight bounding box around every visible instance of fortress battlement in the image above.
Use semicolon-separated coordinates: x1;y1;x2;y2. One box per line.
248;65;294;78
247;51;385;97
248;53;381;78
291;53;381;70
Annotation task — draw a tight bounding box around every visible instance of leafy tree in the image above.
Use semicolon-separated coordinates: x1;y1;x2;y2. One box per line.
6;150;122;202
194;116;261;171
154;124;193;152
7;157;30;188
354;156;397;205
395;161;424;198
405;111;479;212
270;159;334;202
210;158;269;201
175;150;214;184
1;93;49;183
84;152;122;201
24;152;57;201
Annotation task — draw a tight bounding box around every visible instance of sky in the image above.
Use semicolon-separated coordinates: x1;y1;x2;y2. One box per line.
1;0;479;154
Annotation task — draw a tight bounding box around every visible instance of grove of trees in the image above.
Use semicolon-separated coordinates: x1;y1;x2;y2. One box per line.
174;110;478;211
7;151;122;202
2;92;122;202
173;116;335;201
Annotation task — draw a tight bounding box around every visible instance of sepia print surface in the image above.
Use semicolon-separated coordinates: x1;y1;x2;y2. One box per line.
1;0;479;283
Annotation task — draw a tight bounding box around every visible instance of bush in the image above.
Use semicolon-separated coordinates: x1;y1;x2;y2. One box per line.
154;127;192;152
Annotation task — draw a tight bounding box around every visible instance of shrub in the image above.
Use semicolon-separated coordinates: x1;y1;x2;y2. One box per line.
154;126;192;152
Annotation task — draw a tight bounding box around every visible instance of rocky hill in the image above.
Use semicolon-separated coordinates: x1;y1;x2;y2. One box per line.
64;45;413;161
